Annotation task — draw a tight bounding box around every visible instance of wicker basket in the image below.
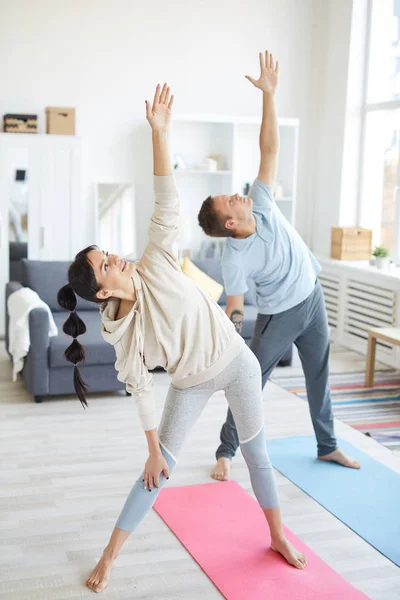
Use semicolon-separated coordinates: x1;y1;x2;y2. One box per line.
3;114;37;133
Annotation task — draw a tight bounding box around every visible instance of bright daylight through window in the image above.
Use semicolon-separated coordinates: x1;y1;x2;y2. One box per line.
360;0;400;261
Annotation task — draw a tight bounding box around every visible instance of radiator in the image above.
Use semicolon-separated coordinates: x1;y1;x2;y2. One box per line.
343;278;396;362
318;259;399;368
319;272;340;340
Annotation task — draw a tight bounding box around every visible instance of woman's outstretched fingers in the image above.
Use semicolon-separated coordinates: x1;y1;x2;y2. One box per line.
259;51;265;70
168;94;174;110
245;75;257;85
160;83;168;104
152;84;161;110
164;87;170;107
145;100;151;120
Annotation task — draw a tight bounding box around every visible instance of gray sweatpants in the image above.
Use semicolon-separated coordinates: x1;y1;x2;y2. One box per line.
216;281;337;460
116;344;279;533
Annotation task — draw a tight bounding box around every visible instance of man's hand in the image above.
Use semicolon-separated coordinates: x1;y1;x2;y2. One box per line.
230;309;243;335
143;452;169;491
145;83;174;132
245;50;278;94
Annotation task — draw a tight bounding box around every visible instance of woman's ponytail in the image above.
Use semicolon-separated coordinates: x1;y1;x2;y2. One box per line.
57;284;89;408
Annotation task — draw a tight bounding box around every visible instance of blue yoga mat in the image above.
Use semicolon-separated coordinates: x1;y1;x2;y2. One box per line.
267;436;400;567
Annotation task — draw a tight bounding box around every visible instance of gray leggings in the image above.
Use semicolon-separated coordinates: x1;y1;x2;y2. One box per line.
116;345;279;533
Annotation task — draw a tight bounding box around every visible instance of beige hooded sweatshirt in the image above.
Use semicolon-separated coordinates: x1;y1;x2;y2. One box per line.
100;175;244;431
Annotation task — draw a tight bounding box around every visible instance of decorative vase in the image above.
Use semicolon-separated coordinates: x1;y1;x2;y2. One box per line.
375;257;390;270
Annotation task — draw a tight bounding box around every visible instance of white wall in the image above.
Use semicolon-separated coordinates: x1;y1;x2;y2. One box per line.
309;0;355;255
0;0;318;255
309;0;371;257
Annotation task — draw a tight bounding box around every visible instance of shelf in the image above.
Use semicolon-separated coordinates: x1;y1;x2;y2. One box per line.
173;115;299;127
167;115;298;255
174;169;232;175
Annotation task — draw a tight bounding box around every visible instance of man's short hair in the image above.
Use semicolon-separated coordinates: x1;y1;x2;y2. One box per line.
198;196;234;238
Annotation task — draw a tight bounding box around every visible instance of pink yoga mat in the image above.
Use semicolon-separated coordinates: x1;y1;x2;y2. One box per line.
154;481;369;600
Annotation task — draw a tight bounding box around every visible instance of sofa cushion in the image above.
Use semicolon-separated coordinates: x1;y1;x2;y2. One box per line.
22;260;97;312
219;304;258;339
49;311;116;367
181;257;224;302
192;259;257;306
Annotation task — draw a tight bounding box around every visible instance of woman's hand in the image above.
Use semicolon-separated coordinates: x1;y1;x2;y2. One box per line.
145;83;174;132
144;452;169;491
245;50;279;94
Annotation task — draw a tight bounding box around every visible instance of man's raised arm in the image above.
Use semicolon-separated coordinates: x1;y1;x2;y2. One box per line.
246;50;279;187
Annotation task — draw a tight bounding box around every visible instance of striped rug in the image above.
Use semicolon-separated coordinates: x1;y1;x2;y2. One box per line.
271;370;400;452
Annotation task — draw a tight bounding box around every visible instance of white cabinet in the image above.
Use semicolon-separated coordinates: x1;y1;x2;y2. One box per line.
170;115;299;256
0;133;81;336
34;138;81;260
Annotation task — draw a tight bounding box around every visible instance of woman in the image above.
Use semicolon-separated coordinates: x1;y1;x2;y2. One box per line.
58;83;307;594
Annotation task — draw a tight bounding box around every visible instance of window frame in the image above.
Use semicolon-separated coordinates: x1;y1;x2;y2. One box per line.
358;0;400;263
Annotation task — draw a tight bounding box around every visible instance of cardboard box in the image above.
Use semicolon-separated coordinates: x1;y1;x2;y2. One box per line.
46;107;75;135
331;227;372;260
4;113;37;133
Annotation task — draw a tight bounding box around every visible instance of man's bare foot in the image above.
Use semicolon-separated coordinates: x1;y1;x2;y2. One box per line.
211;457;232;481
85;553;114;593
318;448;360;469
271;537;308;569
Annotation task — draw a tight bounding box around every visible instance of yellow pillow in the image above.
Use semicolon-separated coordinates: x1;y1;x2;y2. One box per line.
180;257;224;303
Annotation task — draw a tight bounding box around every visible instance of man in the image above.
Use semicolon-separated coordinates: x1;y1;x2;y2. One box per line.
198;50;360;481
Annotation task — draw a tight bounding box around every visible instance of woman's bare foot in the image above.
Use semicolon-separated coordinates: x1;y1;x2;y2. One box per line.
85;552;114;593
318;448;360;469
271;537;308;569
211;457;232;481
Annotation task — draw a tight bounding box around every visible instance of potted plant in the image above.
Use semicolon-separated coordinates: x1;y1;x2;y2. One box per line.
372;246;390;270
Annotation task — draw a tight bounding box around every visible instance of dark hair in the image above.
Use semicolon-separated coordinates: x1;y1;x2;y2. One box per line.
198;196;234;238
57;245;103;408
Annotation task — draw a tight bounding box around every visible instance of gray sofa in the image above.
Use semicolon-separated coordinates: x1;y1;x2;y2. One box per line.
5;259;125;402
5;257;291;403
9;241;27;283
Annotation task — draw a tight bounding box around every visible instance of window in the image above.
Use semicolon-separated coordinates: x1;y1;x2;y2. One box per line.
360;0;400;261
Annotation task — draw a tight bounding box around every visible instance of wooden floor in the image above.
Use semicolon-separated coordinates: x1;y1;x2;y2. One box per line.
1;342;400;600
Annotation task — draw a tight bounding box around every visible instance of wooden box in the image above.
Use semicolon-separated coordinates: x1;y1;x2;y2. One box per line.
330;227;372;260
46;107;75;135
3;113;37;133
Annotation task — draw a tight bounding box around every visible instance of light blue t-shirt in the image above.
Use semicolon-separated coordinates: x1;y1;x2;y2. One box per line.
222;179;321;315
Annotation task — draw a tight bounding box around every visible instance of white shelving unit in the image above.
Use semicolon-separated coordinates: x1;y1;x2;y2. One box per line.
170;115;299;256
175;169;233;175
